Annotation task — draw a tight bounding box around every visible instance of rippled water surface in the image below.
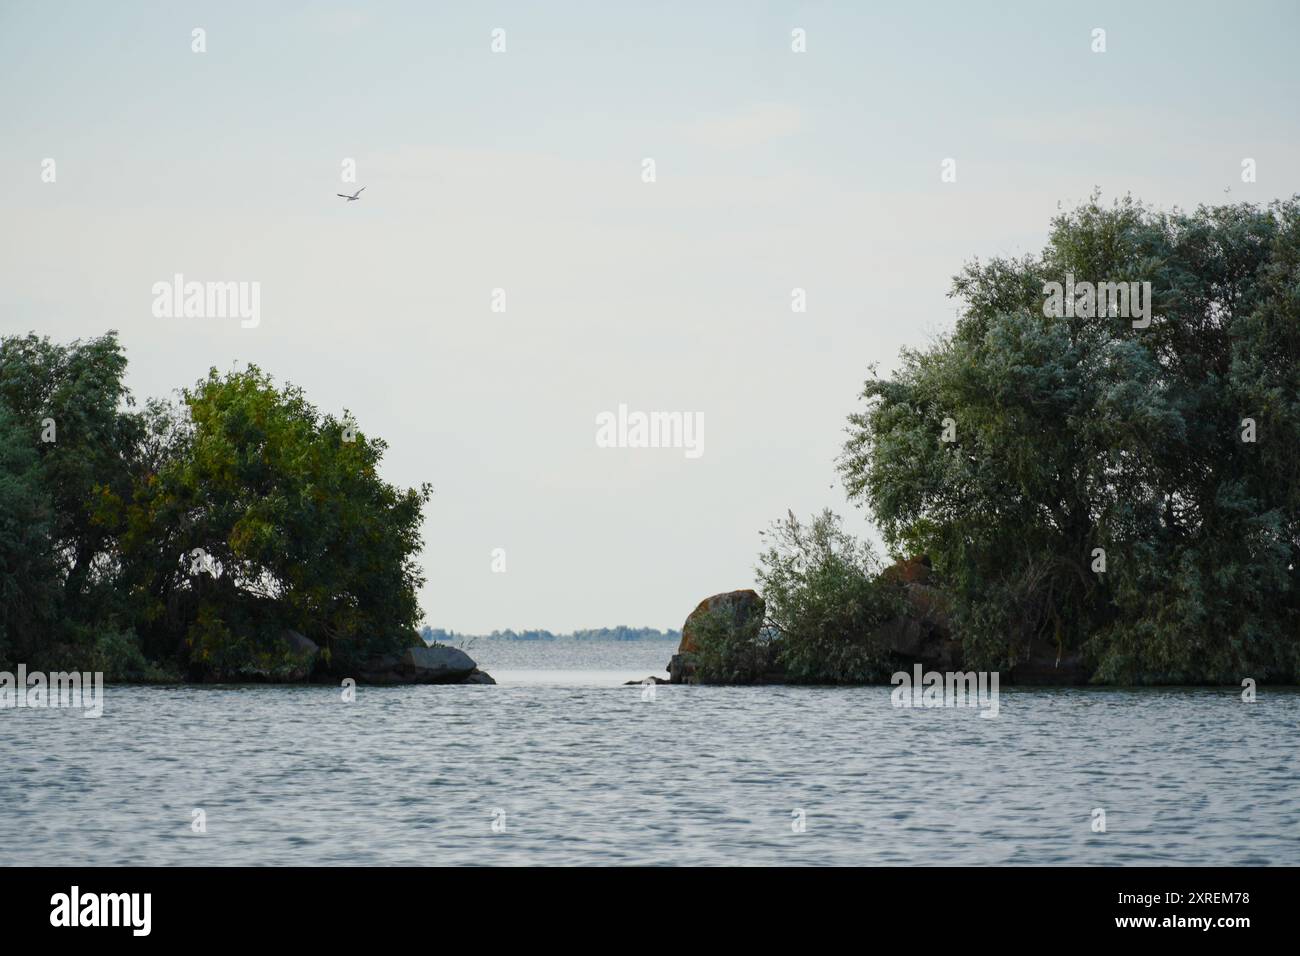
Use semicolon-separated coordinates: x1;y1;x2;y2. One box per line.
4;641;1298;865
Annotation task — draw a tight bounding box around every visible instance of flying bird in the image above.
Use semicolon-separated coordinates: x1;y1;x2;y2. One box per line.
336;187;366;202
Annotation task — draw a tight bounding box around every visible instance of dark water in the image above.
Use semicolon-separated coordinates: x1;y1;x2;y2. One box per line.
3;640;1297;866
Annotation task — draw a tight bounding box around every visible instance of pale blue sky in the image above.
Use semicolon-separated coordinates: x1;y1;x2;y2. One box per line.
2;1;1298;631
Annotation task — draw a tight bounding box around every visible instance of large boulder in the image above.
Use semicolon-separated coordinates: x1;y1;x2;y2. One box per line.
404;644;477;679
677;589;764;654
871;557;1090;683
356;653;401;683
357;644;491;685
867;558;960;670
880;554;933;586
669;589;765;684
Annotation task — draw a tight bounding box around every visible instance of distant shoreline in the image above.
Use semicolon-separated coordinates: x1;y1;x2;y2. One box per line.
426;627;681;643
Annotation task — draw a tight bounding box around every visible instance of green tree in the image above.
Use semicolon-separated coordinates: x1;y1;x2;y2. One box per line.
0;332;143;669
0;404;61;664
108;365;432;677
840;194;1300;683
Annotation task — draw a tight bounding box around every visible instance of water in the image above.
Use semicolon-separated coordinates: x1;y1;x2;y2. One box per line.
450;636;674;686
3;640;1298;866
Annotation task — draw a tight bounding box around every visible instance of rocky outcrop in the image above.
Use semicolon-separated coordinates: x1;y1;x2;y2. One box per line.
668;561;1096;686
668;589;766;684
278;630;320;681
405;644;476;679
880;554;934;586
667;653;697;684
872;556;1089;683
201;629;321;682
357;644;493;685
677;589;764;654
870;554;963;669
868;572;962;671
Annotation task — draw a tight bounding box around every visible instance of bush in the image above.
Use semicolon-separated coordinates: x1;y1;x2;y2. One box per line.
87;627;176;682
756;510;904;683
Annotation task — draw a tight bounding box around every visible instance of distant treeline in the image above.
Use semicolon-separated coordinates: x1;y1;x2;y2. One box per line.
421;626;680;643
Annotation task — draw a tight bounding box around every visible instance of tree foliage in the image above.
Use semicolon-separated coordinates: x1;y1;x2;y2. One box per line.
0;334;433;679
840;195;1300;683
0;332;140;670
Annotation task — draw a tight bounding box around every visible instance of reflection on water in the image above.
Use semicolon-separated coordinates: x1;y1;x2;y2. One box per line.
3;641;1297;866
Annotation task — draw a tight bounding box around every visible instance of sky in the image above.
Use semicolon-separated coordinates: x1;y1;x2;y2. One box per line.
2;0;1298;632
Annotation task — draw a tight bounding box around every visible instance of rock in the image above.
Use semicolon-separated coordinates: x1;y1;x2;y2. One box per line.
677;589;765;655
667;653;697;685
356;653;401;683
867;574;960;671
668;589;766;684
881;554;933;586
276;629;319;681
623;675;671;685
356;644;491;685
395;644;481;683
870;561;1089;683
404;644;477;680
282;629;319;656
195;628;320;683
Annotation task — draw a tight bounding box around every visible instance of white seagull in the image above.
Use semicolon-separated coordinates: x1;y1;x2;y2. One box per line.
336;187;366;202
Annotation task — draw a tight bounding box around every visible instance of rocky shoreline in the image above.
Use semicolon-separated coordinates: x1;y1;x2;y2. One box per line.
194;631;495;686
355;643;496;685
662;560;1090;687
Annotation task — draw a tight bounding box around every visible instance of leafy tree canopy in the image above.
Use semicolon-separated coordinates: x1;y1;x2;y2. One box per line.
0;334;433;680
840;194;1300;683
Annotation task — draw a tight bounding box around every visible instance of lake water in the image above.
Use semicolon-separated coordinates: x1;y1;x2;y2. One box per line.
3;640;1298;866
